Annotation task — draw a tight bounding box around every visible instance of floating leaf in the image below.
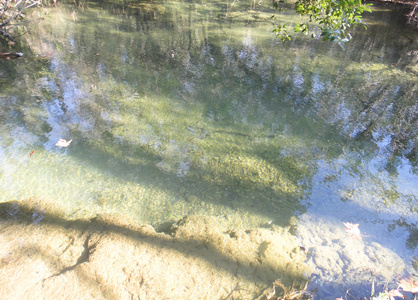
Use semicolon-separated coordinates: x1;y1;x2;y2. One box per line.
388;289;404;298
56;139;72;147
397;272;418;293
343;222;362;240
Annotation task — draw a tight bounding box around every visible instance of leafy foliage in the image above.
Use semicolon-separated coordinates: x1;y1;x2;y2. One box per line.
272;0;373;44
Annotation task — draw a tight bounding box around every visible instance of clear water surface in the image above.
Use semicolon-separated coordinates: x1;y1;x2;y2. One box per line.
0;0;417;298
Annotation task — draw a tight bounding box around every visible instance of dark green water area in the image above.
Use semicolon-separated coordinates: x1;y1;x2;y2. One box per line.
0;0;417;298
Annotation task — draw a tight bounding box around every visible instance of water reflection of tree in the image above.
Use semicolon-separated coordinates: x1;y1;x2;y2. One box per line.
3;0;417;223
18;7;418;151
24;2;417;162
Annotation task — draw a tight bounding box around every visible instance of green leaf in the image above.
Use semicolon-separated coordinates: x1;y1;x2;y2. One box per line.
272;0;372;42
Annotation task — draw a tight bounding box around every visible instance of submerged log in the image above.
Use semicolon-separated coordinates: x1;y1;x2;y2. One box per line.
0;52;24;60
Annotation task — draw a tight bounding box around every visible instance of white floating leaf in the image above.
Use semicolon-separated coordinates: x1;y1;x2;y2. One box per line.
56;139;72;147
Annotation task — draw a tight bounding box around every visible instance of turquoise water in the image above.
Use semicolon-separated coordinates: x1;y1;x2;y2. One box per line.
0;0;417;297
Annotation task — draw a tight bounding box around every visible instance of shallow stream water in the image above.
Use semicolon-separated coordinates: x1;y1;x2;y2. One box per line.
0;0;417;298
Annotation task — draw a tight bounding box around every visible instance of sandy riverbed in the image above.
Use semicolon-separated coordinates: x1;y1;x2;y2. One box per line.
0;198;310;300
